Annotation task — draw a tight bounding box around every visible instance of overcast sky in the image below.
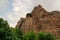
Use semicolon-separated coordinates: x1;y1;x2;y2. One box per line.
0;0;60;27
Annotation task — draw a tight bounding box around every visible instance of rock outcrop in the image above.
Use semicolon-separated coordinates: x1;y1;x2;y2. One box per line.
16;5;60;40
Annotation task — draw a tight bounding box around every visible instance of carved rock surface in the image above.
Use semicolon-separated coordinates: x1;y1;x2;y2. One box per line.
16;5;60;40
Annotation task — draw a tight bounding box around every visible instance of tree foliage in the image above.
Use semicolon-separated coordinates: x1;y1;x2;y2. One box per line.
44;33;56;40
0;18;10;40
0;18;56;40
23;31;36;40
37;32;45;40
0;18;23;40
37;32;56;40
15;28;23;40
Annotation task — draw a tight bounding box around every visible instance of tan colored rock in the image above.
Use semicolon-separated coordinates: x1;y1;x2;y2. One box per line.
16;5;60;40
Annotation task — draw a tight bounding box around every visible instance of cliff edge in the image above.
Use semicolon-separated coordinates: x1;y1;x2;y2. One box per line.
16;5;60;40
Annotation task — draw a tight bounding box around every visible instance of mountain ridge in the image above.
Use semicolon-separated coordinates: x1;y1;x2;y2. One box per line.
16;5;60;40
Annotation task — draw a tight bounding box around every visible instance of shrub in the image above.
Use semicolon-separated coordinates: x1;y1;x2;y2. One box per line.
44;33;56;40
37;32;45;40
23;31;36;40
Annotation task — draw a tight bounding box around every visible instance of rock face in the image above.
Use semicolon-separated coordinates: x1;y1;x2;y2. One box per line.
16;5;60;40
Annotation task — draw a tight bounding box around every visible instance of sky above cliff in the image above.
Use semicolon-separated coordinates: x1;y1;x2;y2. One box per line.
0;0;60;27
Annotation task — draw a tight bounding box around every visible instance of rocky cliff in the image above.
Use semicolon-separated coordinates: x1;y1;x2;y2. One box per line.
16;5;60;40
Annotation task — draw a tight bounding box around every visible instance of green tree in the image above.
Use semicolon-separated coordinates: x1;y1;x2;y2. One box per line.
15;28;23;40
5;28;19;40
37;32;45;40
23;31;36;40
0;18;56;40
44;33;56;40
0;18;10;40
37;32;56;40
0;18;19;40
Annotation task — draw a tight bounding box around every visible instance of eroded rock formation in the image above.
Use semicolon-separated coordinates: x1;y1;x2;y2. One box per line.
16;5;60;40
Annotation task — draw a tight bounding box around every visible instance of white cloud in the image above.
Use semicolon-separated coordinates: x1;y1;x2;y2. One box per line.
0;0;9;9
0;15;2;18
1;0;60;27
8;0;60;27
51;0;60;11
7;13;15;22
